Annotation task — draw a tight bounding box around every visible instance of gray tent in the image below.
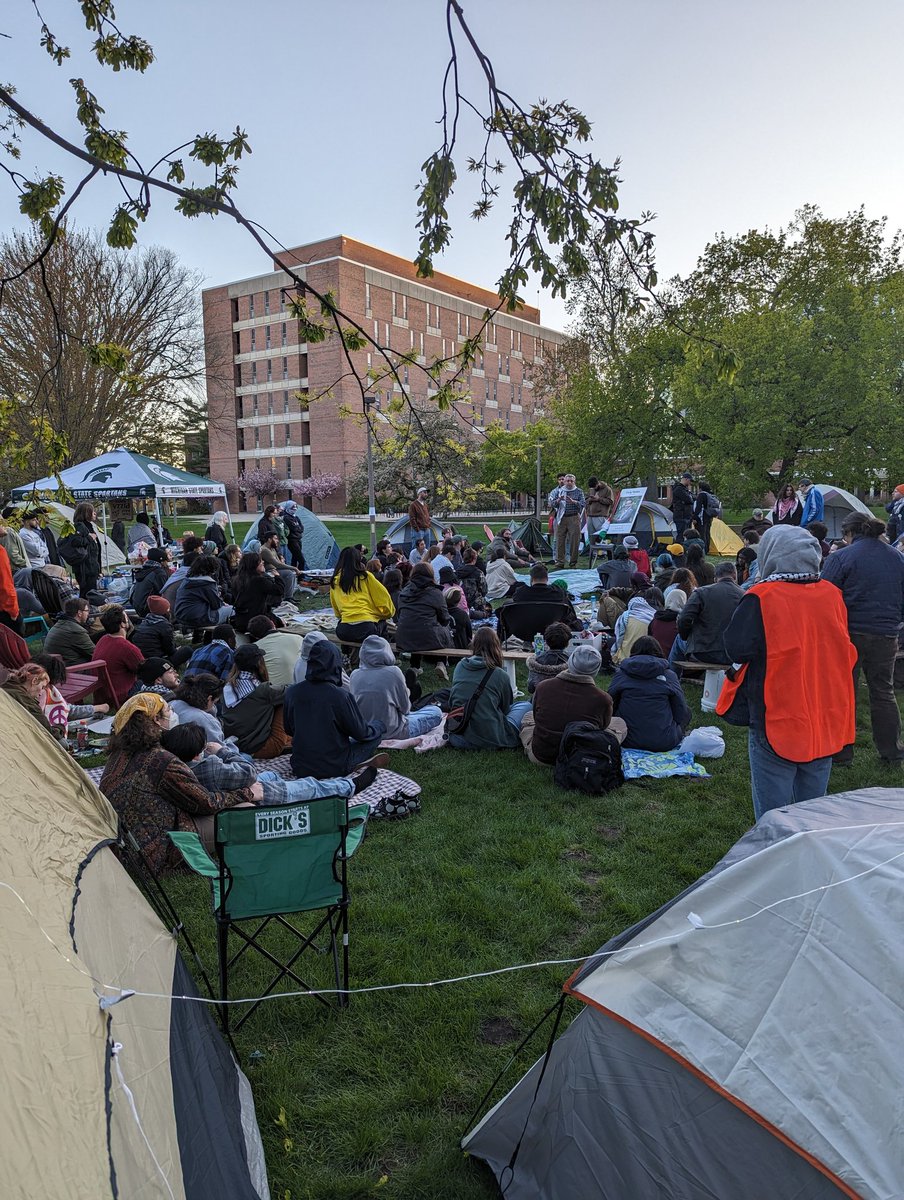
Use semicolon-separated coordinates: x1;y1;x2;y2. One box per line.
242;507;340;570
507;516;554;558
464;787;904;1199
815;484;874;539
383;514;444;554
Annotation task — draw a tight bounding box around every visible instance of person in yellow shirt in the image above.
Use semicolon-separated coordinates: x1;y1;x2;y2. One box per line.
330;546;394;643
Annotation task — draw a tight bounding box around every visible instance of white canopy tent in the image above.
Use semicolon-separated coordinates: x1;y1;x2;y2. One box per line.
12;448;235;546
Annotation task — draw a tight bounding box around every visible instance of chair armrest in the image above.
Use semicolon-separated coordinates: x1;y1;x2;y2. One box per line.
344;803;370;857
167;831;219;877
66;659;114;696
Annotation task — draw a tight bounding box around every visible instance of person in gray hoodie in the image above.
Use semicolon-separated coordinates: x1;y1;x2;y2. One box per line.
292;629;352;688
349;636;443;739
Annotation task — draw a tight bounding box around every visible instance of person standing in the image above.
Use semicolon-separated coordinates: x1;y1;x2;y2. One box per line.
718;525;857;820
669;473;695;542
549;474;585;569
408;487;434;548
798;479;823;527
71;501;103;596
19;509;51;569
281;501;306;568
692;481;721;553
821;512;904;766
770;483;802;527
585;477;615;543
204;511;230;555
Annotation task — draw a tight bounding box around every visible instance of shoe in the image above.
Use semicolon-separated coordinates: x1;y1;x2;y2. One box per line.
435;662;449;680
352;765;378;794
356;752;390;773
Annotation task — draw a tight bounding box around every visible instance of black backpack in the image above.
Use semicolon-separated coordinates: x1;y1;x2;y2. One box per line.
554;720;624;795
56;533;89;566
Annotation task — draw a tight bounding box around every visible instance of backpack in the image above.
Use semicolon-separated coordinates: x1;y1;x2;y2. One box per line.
56;533;88;566
703;492;722;519
554;720;624;795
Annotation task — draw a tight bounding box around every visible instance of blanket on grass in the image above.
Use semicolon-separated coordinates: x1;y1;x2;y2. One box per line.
620;748;710;780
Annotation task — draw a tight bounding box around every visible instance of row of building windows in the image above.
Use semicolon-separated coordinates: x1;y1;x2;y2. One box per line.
238;389;307;418
233;323;289;353
238;423;311;451
235;356;309;387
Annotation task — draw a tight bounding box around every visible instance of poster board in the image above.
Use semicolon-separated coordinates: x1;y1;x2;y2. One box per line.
606;487;647;536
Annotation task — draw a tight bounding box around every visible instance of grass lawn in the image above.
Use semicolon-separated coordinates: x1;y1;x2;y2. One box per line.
153;663;904;1200
167;515;511;551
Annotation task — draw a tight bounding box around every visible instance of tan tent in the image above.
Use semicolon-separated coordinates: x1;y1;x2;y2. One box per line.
708;517;744;557
0;692;269;1199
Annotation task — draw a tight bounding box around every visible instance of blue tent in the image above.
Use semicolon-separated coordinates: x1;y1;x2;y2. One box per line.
242;507;339;570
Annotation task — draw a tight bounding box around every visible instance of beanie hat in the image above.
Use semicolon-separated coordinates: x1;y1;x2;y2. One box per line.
757;525;822;580
147;547;168;562
137;657;172;684
568;643;602;676
623;535;639;549
894;484;904;497
147;595;171;616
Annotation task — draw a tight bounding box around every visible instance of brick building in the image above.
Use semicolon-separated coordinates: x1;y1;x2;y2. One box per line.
203;235;565;513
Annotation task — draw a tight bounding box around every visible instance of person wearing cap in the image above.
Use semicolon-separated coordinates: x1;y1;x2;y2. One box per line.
100;692;261;872
131;593;190;664
524;642;625;765
669;473;695;542
609;634;691;752
622;534;651;577
408;487;434;548
135;657;180;700
740;509;772;537
19;510;50;569
718;525;857;819
798;479;823;527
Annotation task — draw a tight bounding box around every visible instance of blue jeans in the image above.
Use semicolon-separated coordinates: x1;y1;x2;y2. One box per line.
505;700;532;729
748;728;832;822
406;705;443;737
346;733;384;771
668;633;687;667
257;770;355;805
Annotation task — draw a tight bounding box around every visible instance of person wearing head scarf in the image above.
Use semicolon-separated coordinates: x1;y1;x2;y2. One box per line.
100;691;260;871
280;500;306;569
718;525;857;820
204;511;230;554
525;643;625;765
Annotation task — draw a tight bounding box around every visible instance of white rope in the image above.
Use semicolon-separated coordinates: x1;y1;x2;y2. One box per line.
111;1042;176;1200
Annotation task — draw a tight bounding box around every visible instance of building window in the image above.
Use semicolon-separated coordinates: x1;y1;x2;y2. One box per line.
233;332;241;355
283;390;290;413
265;325;271;349
254;427;260;447
251;362;257;383
493;380;498;402
266;360;272;381
250;328;256;350
252;396;259;416
282;357;289;380
267;393;273;415
286;458;292;478
231;298;239;323
281;322;287;347
401;293;408;319
505;411;510;430
248;294;255;318
485;379;490;401
515;329;522;352
384;322;390;347
285;424;291;446
264;290;270;314
365;282;372;315
457;312;462;338
504;355;510;376
418;331;424;356
403;365;409;385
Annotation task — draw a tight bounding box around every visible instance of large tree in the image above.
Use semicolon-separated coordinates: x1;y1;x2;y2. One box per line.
0;1;657;496
0;224;215;489
553;207;904;501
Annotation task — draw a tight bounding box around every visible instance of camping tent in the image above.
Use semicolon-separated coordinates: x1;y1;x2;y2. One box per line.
708;516;744;557
506;516;554;558
0;691;270;1199
464;787;904;1199
383;514;445;554
11;449;236;545
623;499;675;549
242;507;340;570
9;500;126;568
815;484;874;540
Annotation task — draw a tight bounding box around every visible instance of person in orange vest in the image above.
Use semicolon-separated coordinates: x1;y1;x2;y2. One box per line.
717;525;857;821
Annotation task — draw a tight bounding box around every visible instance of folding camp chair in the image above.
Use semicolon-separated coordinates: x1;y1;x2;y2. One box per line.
169;797;369;1033
497;601;574;644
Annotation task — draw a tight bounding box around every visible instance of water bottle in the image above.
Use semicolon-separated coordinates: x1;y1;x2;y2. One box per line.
532;633;545;655
77;721;89;752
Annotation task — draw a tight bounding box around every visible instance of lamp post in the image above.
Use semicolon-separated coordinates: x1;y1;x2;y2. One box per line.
535;439;543;523
364;395;378;555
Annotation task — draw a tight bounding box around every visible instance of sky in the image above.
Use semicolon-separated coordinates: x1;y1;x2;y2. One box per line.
3;0;904;332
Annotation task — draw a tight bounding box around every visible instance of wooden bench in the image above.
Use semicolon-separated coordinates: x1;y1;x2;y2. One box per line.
311;632;532;691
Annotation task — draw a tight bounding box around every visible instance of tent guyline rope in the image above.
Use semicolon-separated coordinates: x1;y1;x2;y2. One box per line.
111;1041;177;1200
6;835;904;1011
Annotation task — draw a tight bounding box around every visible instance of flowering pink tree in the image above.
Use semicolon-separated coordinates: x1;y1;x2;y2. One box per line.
291;472;342;512
231;467;285;510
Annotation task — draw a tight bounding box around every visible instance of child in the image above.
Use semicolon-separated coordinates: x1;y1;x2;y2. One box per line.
31;651;109;738
526;621;572;694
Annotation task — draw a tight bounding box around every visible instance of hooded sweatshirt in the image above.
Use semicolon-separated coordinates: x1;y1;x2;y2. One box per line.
349;636;411;740
174;575;225;627
284;640;384;778
291;630;351;688
448;655;519;751
608;654;690;751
